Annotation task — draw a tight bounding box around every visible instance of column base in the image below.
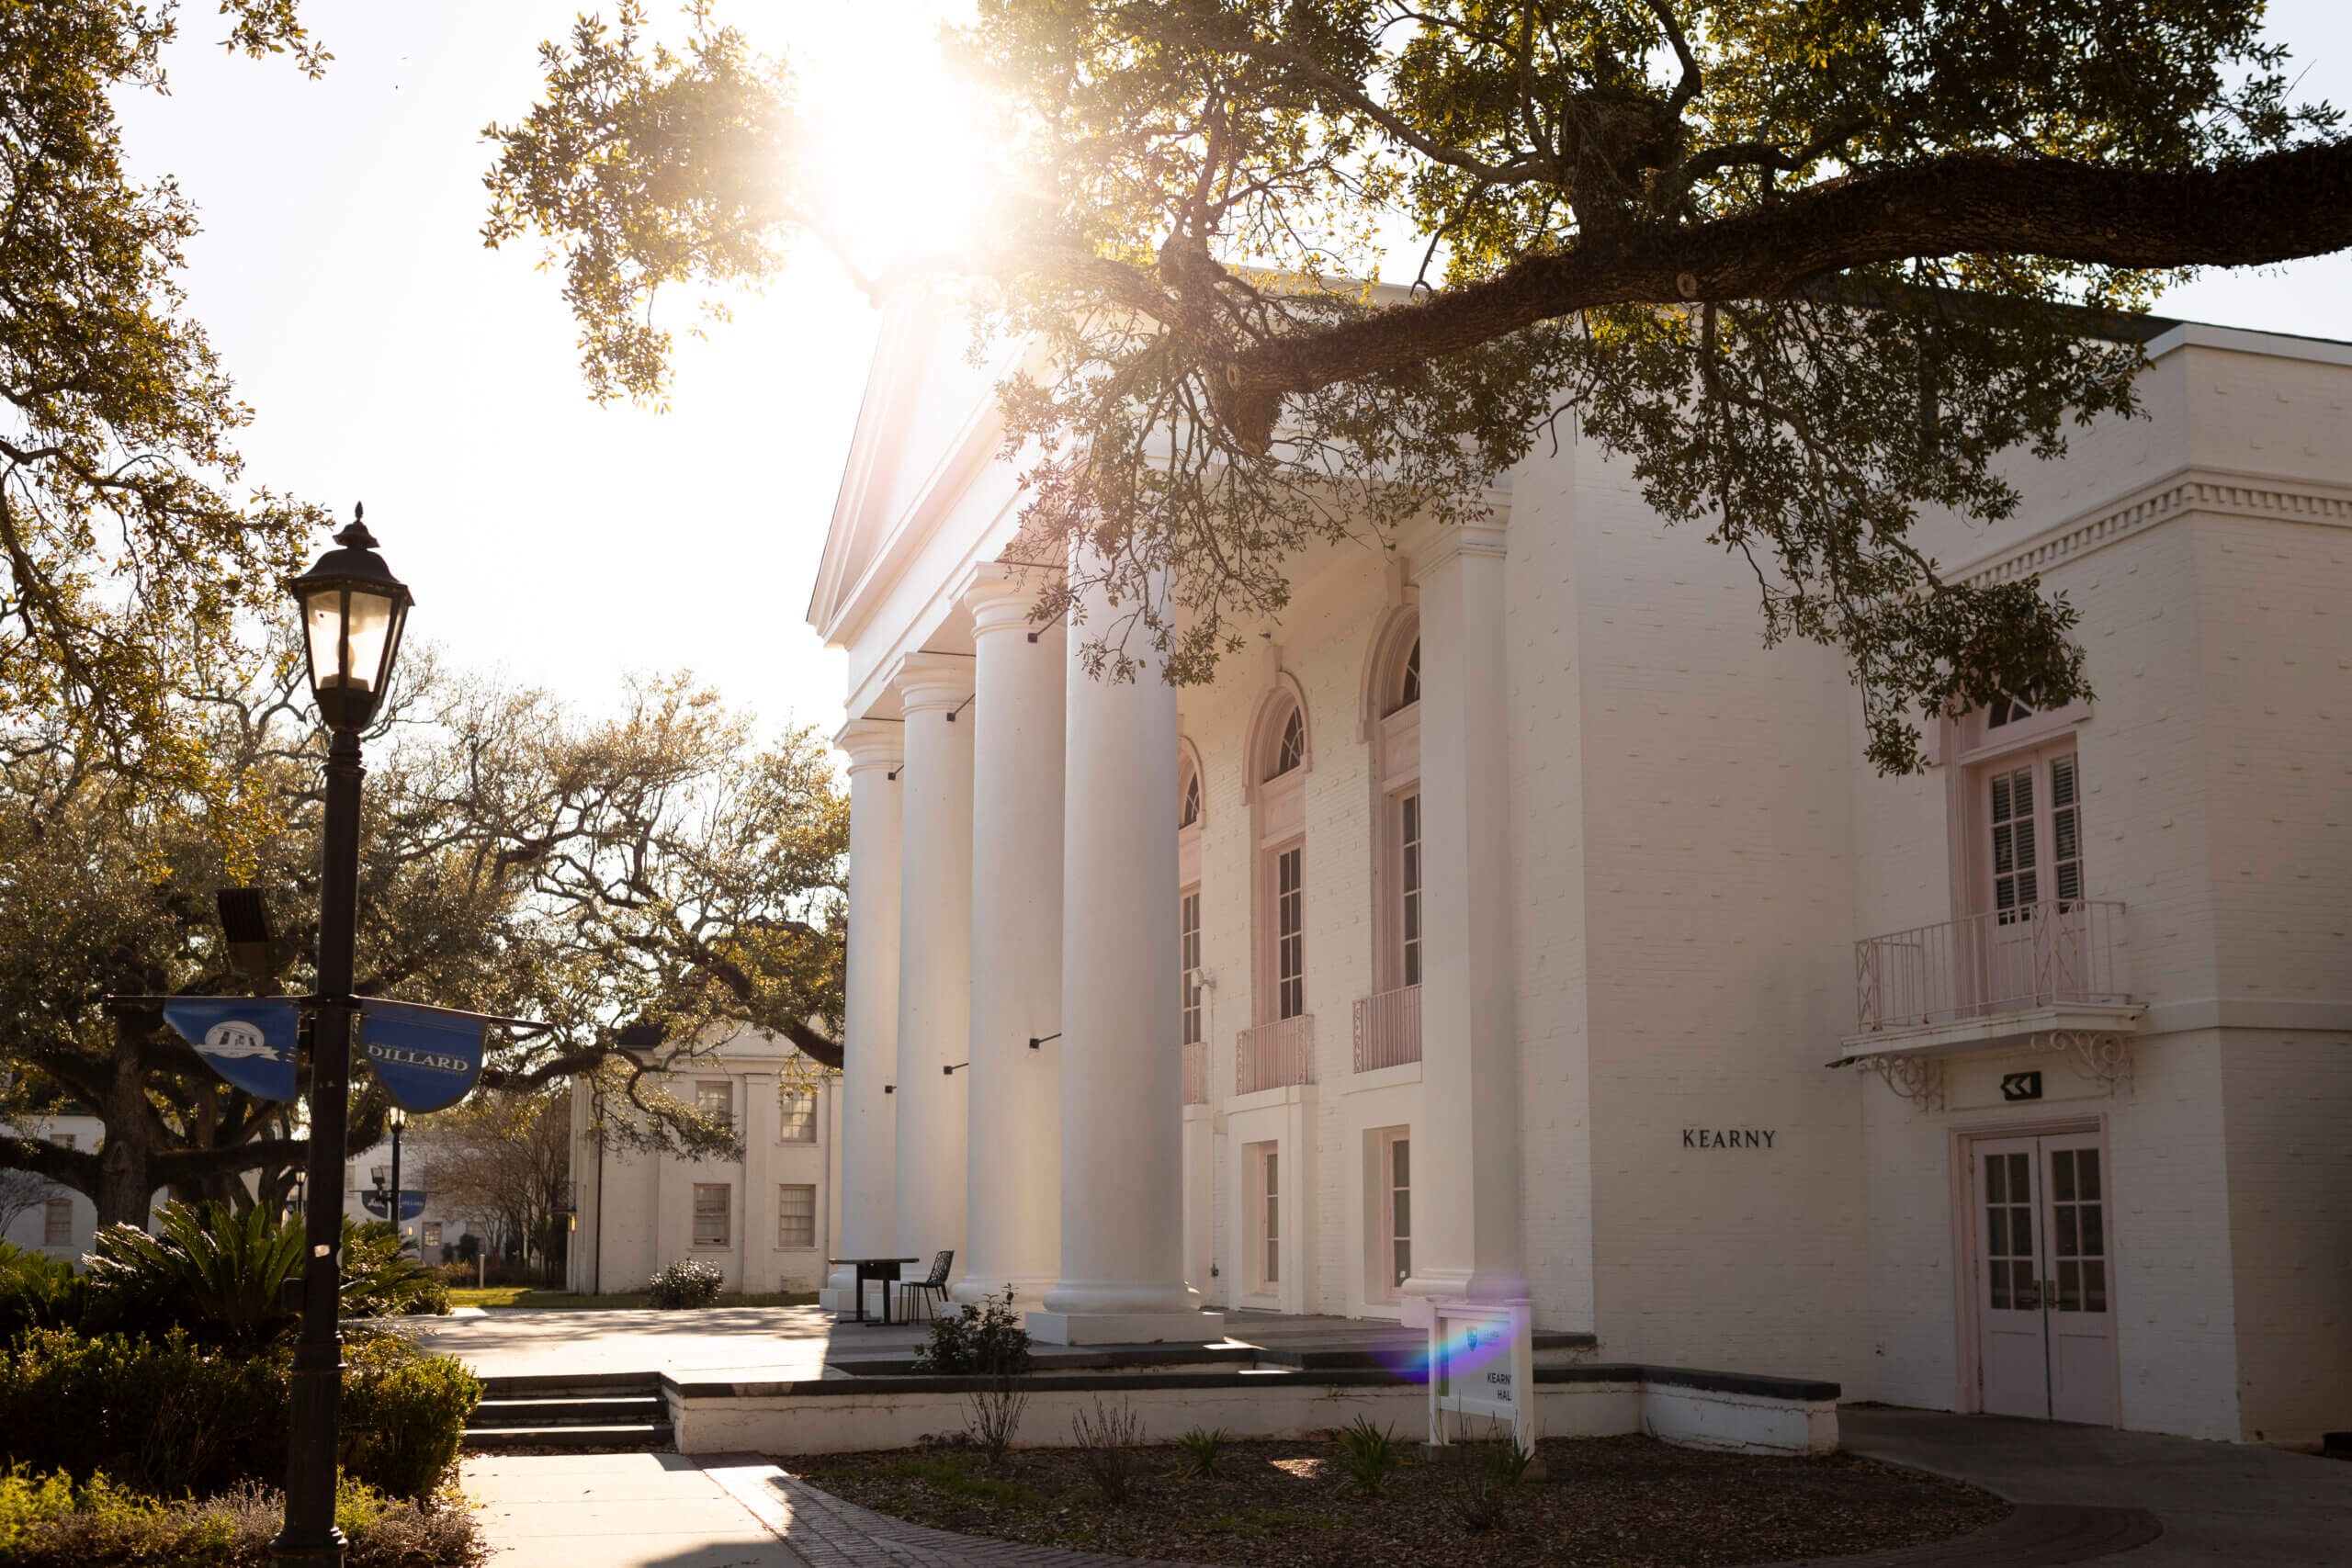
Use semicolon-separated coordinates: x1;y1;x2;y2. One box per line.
1026;1310;1227;1346
949;1274;1057;1308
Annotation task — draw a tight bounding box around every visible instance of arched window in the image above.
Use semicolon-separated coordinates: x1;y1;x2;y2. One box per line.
1391;638;1420;714
1180;761;1202;828
1370;620;1422;1001
1267;705;1305;782
1987;694;2035;729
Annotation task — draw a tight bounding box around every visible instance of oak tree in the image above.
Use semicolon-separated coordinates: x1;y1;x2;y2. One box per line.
487;0;2349;769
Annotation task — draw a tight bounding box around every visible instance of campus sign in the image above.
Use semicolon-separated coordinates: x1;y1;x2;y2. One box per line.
156;993;508;1113
1426;1297;1536;1456
161;998;301;1102
359;999;488;1112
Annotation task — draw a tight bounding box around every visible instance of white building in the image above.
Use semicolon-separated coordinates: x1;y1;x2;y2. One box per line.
805;302;2350;1449
0;1113;108;1259
566;1034;842;1296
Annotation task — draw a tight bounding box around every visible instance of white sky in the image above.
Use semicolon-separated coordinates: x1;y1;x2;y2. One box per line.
115;0;2352;744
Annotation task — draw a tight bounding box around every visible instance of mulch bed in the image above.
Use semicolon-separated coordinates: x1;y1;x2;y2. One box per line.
793;1432;2008;1568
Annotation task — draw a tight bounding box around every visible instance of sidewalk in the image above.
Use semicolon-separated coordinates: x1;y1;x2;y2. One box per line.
1840;1404;2352;1567
464;1452;809;1568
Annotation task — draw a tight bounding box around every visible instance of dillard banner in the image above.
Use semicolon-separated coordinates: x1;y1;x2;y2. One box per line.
359;999;488;1113
162;998;301;1103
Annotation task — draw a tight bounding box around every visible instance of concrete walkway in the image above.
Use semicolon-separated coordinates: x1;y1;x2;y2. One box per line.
1841;1404;2352;1566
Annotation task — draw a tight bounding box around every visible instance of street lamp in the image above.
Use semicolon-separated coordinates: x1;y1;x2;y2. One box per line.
387;1106;407;1254
275;508;412;1568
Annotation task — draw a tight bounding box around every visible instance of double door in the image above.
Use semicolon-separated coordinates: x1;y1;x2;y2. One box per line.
1973;1132;2118;1426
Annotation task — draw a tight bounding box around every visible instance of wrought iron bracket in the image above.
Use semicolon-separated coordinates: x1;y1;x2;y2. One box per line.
1853;1053;1947;1112
2031;1030;2135;1095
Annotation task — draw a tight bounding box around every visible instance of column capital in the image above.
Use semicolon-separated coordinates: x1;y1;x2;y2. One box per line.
834;716;905;773
895;650;976;715
1406;515;1510;577
960;560;1062;639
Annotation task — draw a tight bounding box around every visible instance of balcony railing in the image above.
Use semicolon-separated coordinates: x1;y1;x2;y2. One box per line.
1855;901;2129;1032
1352;985;1423;1072
1237;1014;1316;1094
1181;1041;1208;1105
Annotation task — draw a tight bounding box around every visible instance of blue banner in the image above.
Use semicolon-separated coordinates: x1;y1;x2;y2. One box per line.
360;1190;426;1222
359;999;485;1112
162;998;300;1102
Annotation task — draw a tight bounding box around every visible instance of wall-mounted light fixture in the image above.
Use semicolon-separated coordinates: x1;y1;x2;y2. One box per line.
942;1061;970;1076
1027;1032;1062;1051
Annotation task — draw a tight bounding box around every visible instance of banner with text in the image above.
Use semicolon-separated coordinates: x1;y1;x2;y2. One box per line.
162;998;300;1103
359;1000;486;1112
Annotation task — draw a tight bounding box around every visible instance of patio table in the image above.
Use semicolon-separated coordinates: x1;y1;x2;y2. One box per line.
824;1256;921;1325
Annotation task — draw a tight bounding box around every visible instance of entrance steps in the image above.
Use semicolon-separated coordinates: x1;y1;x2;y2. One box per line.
466;1371;672;1452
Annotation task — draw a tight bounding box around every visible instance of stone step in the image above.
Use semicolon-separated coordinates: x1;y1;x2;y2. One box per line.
470;1395;667;1428
478;1371;662;1400
463;1422;673;1453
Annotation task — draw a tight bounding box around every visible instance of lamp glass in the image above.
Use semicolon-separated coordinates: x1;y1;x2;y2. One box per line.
302;589;346;689
342;590;397;692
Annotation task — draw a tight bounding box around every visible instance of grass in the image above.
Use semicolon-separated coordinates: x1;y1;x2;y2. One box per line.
446;1286;820;1310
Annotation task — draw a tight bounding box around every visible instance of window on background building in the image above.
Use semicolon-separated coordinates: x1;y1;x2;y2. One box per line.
1180;889;1204;1045
1276;846;1305;1019
777;1184;816;1248
695;1080;734;1130
1988;750;2084;921
42;1198;69;1247
423;1222;442;1249
779;1090;817;1143
693;1184;730;1247
1272;709;1305;779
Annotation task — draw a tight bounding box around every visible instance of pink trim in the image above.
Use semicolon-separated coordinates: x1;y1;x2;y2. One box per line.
1240;675;1313;803
1238;1014;1316;1093
1355;602;1419;741
1181;1042;1208;1105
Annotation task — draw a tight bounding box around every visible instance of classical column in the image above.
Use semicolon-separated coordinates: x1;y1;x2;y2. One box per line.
954;565;1066;1304
820;720;903;1314
892;652;977;1274
1030;573;1226;1345
1402;518;1526;1314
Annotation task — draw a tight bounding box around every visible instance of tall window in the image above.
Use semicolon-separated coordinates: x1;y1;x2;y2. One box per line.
779;1090;817;1143
1398;794;1422;987
1181;769;1201;828
695;1080;734;1130
1383;1131;1411;1294
1251;1142;1281;1289
42;1198;69;1247
1989;750;2084;921
1276;847;1305;1019
1272;709;1305;778
776;1184;816;1248
1180;889;1204;1045
693;1184;730;1247
1392;638;1419;713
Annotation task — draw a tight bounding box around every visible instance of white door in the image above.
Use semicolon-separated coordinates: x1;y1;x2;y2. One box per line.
1972;1133;2118;1425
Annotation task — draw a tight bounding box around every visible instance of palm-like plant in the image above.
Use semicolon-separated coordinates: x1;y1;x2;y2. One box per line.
86;1201;302;1350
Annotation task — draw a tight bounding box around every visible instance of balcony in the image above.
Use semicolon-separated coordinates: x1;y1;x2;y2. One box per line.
1352;985;1423;1072
1181;1041;1208;1105
1237;1015;1315;1094
1847;900;2140;1057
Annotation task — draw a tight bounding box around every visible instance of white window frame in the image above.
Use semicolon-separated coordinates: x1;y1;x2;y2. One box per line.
776;1183;817;1249
778;1089;817;1144
42;1197;70;1247
1180;886;1204;1045
1377;1128;1411;1302
695;1079;734;1131
1250;1141;1281;1292
692;1183;731;1247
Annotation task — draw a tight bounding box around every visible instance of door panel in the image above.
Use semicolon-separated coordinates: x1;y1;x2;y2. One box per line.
1971;1132;2119;1426
1974;1137;2050;1418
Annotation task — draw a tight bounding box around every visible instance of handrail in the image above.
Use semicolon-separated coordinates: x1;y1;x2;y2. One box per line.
1237;1014;1315;1093
1855;901;2129;1032
1352;985;1423;1072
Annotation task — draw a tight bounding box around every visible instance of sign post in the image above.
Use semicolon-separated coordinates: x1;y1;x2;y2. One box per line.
1426;1297;1537;1461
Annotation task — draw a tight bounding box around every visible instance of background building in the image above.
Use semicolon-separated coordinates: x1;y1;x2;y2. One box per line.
567;1032;841;1296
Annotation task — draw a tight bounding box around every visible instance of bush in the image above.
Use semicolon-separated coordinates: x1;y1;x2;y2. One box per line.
911;1289;1033;1374
0;1466;481;1568
339;1332;482;1499
1176;1426;1230;1478
85;1203;303;1351
1069;1398;1146;1506
1332;1416;1404;1499
0;1327;479;1500
644;1260;724;1309
341;1224;453;1319
0;1246;89;1343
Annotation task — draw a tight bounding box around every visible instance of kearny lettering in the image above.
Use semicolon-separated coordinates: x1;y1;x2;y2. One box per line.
1682;1129;1775;1149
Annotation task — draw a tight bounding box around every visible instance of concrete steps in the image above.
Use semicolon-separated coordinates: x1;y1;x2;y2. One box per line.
466;1371;672;1452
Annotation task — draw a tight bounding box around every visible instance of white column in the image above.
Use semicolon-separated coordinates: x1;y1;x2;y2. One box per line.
954;565;1066;1305
1403;518;1526;1314
1030;574;1226;1345
743;1068;775;1292
892;652;977;1274
821;721;904;1312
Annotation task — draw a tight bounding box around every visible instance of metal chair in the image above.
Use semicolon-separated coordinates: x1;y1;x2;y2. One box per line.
898;1248;955;1322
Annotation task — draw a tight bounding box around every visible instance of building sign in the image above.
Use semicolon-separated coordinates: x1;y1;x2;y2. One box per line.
1682;1128;1775;1148
162;998;300;1102
2000;1072;2043;1102
1426;1298;1535;1455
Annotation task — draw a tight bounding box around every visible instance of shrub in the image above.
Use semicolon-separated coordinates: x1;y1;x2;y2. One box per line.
0;1327;478;1500
85;1203;302;1351
0;1246;89;1343
645;1259;724;1308
1175;1426;1230;1478
912;1289;1032;1374
0;1467;482;1568
1332;1416;1404;1499
339;1331;481;1499
1069;1398;1146;1506
341;1224;453;1319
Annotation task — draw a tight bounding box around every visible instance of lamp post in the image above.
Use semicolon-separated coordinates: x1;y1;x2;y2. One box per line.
274;508;412;1568
388;1106;407;1253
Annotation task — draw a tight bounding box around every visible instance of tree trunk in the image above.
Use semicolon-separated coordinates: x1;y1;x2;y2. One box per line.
93;1015;156;1230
